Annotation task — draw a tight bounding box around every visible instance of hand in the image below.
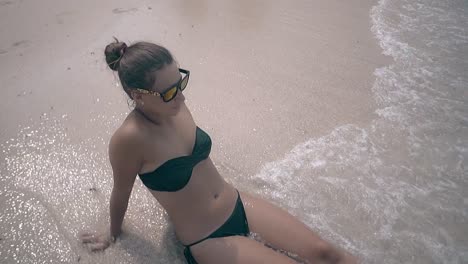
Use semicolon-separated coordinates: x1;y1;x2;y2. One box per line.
79;231;114;252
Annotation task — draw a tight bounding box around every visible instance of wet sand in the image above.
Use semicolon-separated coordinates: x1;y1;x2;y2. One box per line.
0;0;388;263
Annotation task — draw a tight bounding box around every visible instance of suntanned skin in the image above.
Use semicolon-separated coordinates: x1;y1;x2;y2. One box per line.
80;61;358;263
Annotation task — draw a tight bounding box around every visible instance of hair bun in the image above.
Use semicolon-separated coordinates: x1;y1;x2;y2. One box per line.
104;37;127;71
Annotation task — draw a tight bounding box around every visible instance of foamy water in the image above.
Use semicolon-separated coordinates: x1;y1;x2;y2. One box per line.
254;0;468;263
1;0;467;263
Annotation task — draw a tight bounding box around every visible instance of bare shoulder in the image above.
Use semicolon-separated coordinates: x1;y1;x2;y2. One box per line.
109;115;146;171
108;115;146;194
110;121;142;153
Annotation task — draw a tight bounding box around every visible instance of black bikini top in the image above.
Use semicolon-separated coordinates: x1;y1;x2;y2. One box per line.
138;126;212;192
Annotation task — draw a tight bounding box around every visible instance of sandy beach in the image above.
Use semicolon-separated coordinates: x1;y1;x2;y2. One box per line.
2;0;467;263
0;0;387;176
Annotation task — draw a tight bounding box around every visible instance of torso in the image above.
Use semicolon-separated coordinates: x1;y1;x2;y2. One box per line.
123;103;238;245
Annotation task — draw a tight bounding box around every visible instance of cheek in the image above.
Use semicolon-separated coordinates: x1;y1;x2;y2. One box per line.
153;99;175;111
142;97;160;108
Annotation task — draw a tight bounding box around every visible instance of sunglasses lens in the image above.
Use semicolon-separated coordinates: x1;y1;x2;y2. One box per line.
163;86;178;102
180;75;189;91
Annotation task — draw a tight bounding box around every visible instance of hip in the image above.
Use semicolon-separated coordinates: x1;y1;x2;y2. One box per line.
170;184;239;245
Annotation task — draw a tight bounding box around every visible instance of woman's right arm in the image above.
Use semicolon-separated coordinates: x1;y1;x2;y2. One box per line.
80;127;142;251
108;128;143;240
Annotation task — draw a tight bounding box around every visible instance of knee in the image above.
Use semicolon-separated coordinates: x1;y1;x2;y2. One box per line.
305;241;343;264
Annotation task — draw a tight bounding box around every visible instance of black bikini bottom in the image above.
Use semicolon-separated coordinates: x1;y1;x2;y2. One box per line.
183;189;250;264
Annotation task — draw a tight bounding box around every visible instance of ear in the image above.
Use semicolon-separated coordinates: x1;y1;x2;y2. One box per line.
129;89;142;101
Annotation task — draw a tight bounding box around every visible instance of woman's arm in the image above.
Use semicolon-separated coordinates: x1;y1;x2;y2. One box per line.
109;185;132;239
108;127;143;240
80;126;142;251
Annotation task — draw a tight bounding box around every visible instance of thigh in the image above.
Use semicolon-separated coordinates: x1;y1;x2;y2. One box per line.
239;191;339;262
190;235;297;264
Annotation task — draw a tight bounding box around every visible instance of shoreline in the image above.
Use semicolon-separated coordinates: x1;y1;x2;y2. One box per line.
0;0;389;263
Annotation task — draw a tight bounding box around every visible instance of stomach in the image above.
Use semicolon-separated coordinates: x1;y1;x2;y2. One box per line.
147;158;239;245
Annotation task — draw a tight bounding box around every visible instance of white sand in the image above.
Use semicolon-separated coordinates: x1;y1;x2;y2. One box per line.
0;0;389;263
0;0;388;175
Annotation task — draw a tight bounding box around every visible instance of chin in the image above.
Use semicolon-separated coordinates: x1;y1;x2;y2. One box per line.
170;106;181;115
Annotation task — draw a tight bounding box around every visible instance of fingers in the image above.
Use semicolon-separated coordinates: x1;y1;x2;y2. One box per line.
79;232;97;243
90;242;109;252
78;231;95;239
78;231;111;252
81;236;97;243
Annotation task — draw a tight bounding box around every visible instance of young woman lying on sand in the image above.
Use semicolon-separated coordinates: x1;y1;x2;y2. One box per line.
79;39;357;264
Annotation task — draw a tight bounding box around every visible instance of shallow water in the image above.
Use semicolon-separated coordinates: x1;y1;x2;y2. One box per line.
1;0;467;263
254;0;468;263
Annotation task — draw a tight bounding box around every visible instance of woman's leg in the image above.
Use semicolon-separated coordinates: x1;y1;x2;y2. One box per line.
238;191;358;264
189;235;298;264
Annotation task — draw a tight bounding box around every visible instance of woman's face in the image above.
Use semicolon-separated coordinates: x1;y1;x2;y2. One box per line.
135;61;186;116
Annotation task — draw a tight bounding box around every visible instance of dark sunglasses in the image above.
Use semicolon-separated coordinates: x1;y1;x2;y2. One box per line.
135;68;190;102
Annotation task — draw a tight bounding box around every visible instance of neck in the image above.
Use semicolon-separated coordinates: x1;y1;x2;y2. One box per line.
134;107;173;127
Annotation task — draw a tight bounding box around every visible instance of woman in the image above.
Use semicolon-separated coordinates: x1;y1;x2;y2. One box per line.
80;39;357;264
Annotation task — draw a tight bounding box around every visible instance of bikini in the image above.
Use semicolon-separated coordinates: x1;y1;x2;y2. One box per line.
138;126;250;264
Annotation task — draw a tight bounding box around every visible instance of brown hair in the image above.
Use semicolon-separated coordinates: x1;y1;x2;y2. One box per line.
104;38;174;98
